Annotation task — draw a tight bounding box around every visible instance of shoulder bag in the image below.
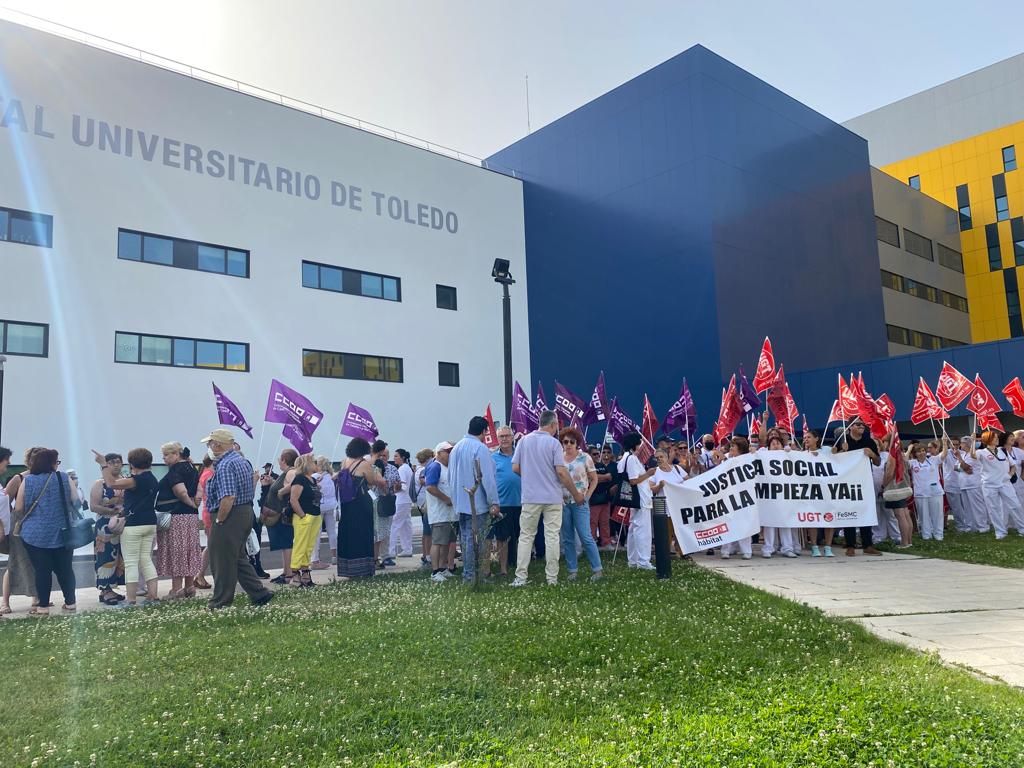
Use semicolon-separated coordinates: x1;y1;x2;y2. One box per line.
881;459;913;502
616;454;642;510
58;472;96;550
11;471;54;538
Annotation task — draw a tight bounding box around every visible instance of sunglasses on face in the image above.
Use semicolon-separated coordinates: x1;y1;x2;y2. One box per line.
562;439;576;445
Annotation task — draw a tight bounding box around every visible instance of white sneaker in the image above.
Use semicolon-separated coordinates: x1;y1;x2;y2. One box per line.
509;577;528;588
637;563;656;571
430;572;446;583
741;554;751;560
720;552;731;559
783;551;797;559
762;551;772;558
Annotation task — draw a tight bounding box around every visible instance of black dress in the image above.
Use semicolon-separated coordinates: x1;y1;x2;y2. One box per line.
336;460;375;579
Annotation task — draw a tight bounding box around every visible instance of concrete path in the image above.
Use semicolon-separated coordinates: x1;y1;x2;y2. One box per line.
697;549;1024;687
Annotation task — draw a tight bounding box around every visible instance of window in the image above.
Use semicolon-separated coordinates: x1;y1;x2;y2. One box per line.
0;206;53;247
903;229;933;261
115;332;248;371
994;174;1010;222
908;175;921;190
1013;218;1024;267
875;216;900;247
301;348;402;383
436;284;458;310
438;361;460;387
880;270;967;313
956;184;972;231
1004;145;1017;172
937;243;964;273
117;228;250;278
301;260;401;302
1006;268;1023;338
987;223;1002;271
886;324;967;350
0;319;48;356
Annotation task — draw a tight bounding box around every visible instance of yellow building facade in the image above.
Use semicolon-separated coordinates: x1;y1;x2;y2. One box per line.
882;122;1024;343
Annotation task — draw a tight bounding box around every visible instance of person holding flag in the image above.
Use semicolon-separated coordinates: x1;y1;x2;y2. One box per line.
880;436;914;549
833;419;883;556
973;430;1020;539
907;442;944;541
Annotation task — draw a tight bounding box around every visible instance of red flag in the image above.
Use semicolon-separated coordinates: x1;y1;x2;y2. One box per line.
767;367;795;432
935;362;974;411
635;436;655;465
801;413;809;434
753;337;776;394
482;404;499;449
713;376;744;443
850;373;888;439
838;374;858;421
968;374;1004;431
1004;377;1024;418
911;378;948;425
786;392;800;433
827;400;843;424
891;428;905;483
750;416;762;436
641;393;660;444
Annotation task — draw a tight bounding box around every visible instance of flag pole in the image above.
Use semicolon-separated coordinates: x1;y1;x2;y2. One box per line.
255;422;268;467
330;434;342;463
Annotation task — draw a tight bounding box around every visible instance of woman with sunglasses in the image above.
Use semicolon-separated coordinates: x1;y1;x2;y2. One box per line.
907;441;943;541
559;427;604;582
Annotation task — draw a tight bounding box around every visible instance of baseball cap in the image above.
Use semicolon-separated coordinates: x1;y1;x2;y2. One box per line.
201;428;235;444
434;441;454;453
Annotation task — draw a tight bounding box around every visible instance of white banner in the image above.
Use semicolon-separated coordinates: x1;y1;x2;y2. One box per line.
663;450;877;554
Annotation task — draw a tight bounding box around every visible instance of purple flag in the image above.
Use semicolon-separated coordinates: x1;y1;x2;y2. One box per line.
510;380;539;433
212;383;253;438
737;364;760;414
607;397;639;444
583;371;608;426
663;378;698;438
340;402;379;441
535;382;548;412
282;423;313;454
554;381;588;429
264;379;323;435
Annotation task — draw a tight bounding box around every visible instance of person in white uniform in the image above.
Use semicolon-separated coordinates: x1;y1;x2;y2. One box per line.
718;437;753;559
1006;432;1024;535
940;437;967;533
908;443;944;540
618;432;656;570
388;449;415;557
758;433;797;558
953;436;986;532
974;429;1021;539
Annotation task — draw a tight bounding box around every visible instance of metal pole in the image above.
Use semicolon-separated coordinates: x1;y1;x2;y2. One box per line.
0;355;6;445
652;496;672;579
502;281;513;426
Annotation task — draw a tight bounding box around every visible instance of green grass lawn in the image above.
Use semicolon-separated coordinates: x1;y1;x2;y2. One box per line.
2;560;1024;767
879;529;1024;569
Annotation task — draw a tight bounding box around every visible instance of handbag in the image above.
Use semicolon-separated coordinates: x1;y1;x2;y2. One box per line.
882;469;913;502
245;528;261;557
617;454;642;510
12;471;53;537
155;499;174;531
57;472;96;550
105;515;126;536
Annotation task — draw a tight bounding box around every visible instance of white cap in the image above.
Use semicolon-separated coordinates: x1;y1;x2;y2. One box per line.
434;441;454;453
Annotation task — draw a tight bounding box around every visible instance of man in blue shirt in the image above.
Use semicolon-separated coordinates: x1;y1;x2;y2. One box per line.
202;428;274;610
491;425;522;576
447;416;500;583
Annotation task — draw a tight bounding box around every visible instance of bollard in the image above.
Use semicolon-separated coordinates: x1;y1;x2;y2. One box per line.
652;496;672;579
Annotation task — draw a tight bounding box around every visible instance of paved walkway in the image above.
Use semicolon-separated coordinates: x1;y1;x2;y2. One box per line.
697;549;1024;687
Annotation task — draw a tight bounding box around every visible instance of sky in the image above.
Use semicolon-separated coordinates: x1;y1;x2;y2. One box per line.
6;0;1024;160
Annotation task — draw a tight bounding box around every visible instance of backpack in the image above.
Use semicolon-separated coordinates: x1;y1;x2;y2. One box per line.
335;459;366;505
408;467;420;505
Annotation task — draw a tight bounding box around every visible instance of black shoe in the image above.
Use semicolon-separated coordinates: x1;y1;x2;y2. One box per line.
255;570;271;579
270;575;291;585
383;557;396;566
251;592;274;607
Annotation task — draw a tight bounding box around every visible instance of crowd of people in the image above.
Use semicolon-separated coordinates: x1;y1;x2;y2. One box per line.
0;410;1021;615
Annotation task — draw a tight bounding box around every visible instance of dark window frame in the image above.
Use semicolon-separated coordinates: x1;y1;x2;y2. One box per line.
301;347;404;383
116;228;250;278
0;318;49;357
436;284;458;311
0;205;53;248
987;223;1002;271
937;243;964;273
300;260;402;303
886;323;967;350
879;270;968;313
875;216;900;248
904;229;934;261
1004;145;1018;172
956;183;972;231
438;361;460;387
908;175;921;190
114;330;249;372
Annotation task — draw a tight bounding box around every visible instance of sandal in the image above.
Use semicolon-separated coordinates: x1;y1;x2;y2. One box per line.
193;576;212;589
28;607;50;616
62;604;77;613
0;605;11;615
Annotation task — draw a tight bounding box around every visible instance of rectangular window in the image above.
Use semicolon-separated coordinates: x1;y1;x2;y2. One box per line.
879;270;967;312
937;243;964;273
300;260;402;302
436;284;458;310
875;216;900;247
1004;145;1017;172
301;348;402;383
117;228;249;278
886;325;909;345
1013;218;1024;266
994;174;1010;221
880;270;902;291
1006;268;1023;338
903;229;933;261
956;184;972;231
908;175;921;190
0;319;48;356
886;323;967;350
987;223;1002;271
438;361;460;387
115;331;248;371
0;206;53;247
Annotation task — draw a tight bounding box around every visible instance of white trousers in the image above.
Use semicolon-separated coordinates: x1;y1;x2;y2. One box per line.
1012;482;1024;533
760;527;796;555
721;536;752;556
627;507;652;567
322;506;338;552
946;490;969;532
959;487;987;532
915;495;944;540
389;501;414;556
982;484;1019;538
873;498;900;543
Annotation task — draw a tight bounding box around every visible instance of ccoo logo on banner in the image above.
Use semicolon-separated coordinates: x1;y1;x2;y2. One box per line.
661;450;877;554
